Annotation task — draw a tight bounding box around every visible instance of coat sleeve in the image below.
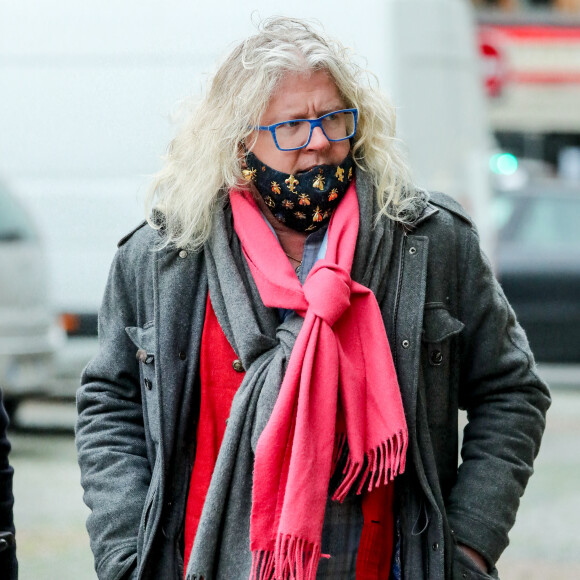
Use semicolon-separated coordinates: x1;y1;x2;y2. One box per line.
76;244;150;580
0;389;17;580
445;222;551;568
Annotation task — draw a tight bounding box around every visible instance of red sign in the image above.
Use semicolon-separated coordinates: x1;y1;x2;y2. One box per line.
479;24;580;88
479;28;506;97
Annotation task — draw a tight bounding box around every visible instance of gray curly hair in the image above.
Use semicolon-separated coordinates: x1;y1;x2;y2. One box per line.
146;16;419;249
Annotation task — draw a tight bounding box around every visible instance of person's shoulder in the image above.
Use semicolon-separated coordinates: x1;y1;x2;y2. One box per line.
118;208;167;249
117;212;166;254
425;191;473;228
117;220;149;248
112;220;162;280
410;191;479;255
395;188;474;233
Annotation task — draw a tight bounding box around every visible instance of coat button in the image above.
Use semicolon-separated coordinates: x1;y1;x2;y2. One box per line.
179;351;187;360
144;378;152;390
232;359;245;372
430;350;443;365
409;246;417;255
179;250;188;258
136;349;154;364
432;542;439;551
402;339;410;348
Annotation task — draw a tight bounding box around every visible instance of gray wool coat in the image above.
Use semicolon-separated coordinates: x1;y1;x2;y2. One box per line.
76;191;550;580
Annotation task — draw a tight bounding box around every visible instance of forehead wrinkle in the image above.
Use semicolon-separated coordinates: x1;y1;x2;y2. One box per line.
278;102;347;121
264;70;344;117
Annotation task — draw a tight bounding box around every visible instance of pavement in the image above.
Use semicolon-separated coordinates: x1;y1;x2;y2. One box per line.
7;381;580;580
493;386;580;579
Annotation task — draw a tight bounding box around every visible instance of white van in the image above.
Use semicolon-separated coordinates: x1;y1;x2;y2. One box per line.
0;0;492;398
0;181;57;415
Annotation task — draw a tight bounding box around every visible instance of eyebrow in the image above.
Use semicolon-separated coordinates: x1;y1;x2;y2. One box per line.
280;105;347;121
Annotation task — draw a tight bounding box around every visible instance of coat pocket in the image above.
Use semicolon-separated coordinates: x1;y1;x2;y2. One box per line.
452;545;499;580
136;453;163;561
125;323;160;444
421;306;464;428
125;322;156;361
422;306;465;344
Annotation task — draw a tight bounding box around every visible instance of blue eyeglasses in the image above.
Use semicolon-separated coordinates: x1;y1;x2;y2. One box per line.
255;108;358;152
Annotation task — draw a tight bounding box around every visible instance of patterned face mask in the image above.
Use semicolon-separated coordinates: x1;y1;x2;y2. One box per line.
243;151;355;233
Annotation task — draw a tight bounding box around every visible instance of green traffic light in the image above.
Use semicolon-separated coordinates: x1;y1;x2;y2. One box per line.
490;153;518;175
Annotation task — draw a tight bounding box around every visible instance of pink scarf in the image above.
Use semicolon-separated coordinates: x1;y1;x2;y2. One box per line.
230;181;408;580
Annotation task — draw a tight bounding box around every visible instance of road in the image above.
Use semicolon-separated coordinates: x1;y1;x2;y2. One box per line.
7;381;580;580
9;403;93;580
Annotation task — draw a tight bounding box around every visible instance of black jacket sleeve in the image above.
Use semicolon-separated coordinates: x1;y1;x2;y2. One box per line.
0;389;17;579
446;219;551;568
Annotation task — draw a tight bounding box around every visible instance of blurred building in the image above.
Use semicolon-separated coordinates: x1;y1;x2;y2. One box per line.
473;0;580;178
474;1;580;14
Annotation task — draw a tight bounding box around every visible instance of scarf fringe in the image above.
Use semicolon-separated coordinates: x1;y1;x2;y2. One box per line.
332;432;347;472
251;549;276;580
332;429;408;503
250;535;323;580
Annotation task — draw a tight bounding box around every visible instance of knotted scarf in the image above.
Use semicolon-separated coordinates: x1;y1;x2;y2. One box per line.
230;181;408;580
185;171;424;580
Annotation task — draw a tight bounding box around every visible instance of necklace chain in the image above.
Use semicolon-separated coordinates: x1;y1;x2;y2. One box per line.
284;251;302;275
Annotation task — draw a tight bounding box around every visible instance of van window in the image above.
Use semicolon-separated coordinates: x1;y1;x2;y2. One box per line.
513;196;580;248
0;185;37;242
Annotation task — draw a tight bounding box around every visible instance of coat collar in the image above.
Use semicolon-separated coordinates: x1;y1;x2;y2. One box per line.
409;203;439;230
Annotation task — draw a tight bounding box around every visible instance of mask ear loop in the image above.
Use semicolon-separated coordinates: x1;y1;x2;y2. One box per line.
239;132;259;171
238;139;250;170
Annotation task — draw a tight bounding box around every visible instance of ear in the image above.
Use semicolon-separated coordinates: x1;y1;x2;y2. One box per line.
238;141;248;168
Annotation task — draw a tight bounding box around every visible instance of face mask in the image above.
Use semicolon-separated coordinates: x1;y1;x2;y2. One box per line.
243;151;355;233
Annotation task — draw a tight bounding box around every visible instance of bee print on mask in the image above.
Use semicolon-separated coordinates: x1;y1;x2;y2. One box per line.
313;172;325;190
242;168;257;182
243;150;355;233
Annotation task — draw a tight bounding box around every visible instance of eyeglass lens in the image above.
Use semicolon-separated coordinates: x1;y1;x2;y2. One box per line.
275;111;355;150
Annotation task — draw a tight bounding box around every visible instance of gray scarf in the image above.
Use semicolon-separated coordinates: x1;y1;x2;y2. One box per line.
185;171;416;580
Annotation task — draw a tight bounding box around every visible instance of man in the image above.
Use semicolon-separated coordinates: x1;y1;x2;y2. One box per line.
76;17;550;580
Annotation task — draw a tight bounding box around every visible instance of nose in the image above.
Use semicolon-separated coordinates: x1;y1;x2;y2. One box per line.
307;126;331;151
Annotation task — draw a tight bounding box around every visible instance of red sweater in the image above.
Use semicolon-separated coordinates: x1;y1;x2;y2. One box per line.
184;296;394;578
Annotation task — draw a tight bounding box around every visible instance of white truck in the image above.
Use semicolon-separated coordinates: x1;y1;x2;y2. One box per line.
0;0;492;399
